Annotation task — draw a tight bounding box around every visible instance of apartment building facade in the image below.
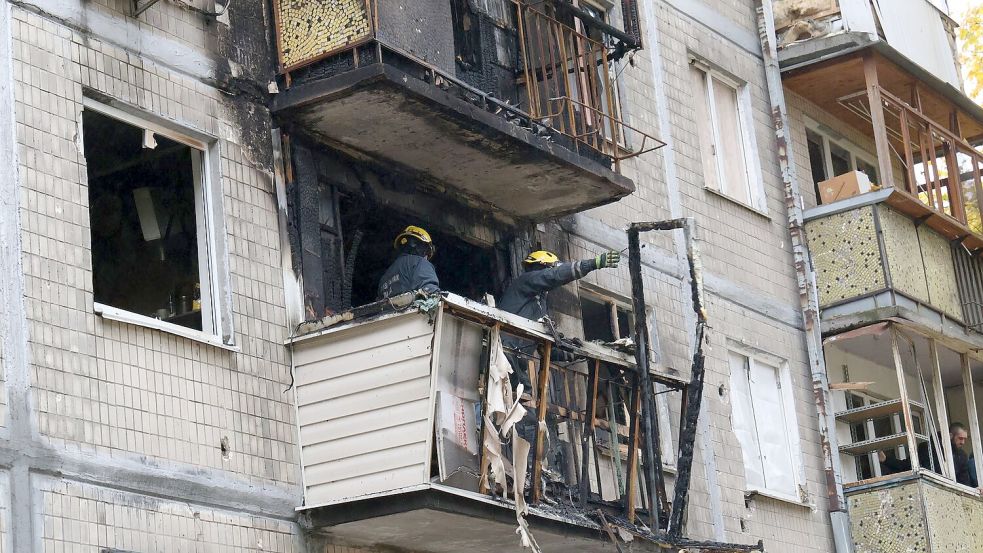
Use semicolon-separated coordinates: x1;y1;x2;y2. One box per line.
0;0;973;552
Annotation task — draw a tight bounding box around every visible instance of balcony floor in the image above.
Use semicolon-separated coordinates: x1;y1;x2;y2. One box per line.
304;486;641;553
272;62;635;221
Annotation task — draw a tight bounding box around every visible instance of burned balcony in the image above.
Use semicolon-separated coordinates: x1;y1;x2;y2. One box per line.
288;293;687;551
269;0;662;221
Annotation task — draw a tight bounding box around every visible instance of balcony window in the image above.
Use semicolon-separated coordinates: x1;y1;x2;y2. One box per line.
691;61;765;212
805;125;879;204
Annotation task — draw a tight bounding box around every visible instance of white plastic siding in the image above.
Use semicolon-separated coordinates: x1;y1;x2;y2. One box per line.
293;311;437;507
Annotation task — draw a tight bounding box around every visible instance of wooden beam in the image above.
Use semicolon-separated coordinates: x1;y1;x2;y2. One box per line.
829;382;875;391
960;354;983;487
929;339;956;479
532;342;552;503
864;54;896;191
890;327;920;471
624;379;643;522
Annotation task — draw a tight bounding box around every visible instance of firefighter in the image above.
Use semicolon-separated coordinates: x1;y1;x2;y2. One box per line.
377;225;440;300
499;249;621;320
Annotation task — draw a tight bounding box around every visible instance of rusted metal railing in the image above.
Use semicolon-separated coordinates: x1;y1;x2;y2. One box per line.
840;86;983;236
513;0;663;170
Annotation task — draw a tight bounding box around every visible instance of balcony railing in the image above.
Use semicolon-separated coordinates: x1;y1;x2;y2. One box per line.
839;86;983;236
289;293;689;547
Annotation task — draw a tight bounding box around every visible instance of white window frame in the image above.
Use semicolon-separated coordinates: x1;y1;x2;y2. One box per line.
691;58;767;213
805;121;879;184
727;342;806;502
81;97;233;349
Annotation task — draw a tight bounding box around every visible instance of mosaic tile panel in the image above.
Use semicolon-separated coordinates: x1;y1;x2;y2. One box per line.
847;481;929;553
878;206;930;303
922;479;983;552
276;0;372;70
805;206;885;307
918;226;963;321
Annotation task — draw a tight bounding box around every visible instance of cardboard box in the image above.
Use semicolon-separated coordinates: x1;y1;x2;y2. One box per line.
818;170;873;204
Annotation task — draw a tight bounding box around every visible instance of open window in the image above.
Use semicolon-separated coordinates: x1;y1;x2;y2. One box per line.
805;125;879;205
82;99;222;341
579;288;634;342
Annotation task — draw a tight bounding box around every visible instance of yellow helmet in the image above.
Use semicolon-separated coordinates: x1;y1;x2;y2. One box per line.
394;225;435;257
524;250;559;267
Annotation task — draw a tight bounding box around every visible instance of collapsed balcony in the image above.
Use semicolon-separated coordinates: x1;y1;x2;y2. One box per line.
269;0;663;222
824;322;983;552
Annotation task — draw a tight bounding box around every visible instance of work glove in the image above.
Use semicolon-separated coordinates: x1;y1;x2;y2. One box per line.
595;250;621;269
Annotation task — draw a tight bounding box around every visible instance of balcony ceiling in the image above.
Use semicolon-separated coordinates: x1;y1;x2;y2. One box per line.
783;49;983;144
273;64;636;222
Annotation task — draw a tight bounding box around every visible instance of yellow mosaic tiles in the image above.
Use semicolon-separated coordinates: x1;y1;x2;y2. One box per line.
806;206;886;307
918;226;963;321
848;481;928;553
879;206;930;303
276;0;372;70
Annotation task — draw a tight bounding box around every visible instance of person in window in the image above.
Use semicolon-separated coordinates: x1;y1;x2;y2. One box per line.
377;226;440;300
879;422;979;488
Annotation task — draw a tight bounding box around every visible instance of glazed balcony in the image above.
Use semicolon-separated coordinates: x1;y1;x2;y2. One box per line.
270;0;662;222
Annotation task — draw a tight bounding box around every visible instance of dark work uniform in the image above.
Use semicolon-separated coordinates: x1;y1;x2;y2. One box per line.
499;259;597;321
498;259;598;472
377;253;440;300
881;438;979;488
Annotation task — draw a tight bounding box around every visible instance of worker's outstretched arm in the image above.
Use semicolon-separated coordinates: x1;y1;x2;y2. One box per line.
416;259;440;294
524;251;621;293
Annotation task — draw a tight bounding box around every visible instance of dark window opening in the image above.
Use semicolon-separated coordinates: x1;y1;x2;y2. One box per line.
830;141;852;177
806;130;827;203
338;195;501;308
580;293;633;342
450;0;482;69
83;108;206;332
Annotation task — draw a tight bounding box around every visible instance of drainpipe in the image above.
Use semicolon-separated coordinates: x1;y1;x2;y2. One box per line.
753;2;853;552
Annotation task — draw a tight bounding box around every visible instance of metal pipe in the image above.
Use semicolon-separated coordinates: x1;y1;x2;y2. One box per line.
753;1;851;551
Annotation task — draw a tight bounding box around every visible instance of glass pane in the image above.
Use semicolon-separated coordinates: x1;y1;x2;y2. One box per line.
711;77;752;205
806;130;828;185
830;142;851;176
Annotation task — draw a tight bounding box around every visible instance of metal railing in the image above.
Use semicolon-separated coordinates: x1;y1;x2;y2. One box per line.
513;0;663;170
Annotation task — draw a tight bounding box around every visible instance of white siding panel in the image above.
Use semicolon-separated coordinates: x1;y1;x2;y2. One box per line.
306;464;427;506
296;311;435;505
300;399;430;444
304;442;429;487
302;419;431;465
295;333;434;387
297;375;432;426
293;315;435;366
296;353;431;406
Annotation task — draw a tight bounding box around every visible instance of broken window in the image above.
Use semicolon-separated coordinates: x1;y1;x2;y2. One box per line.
691;61;764;211
728;349;803;499
82;100;217;336
579;289;633;343
805;125;879;197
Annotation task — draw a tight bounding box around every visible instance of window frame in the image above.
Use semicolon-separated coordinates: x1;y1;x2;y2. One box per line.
577;286;676;467
82;97;233;348
690;59;767;213
805;121;879;187
727;342;806;502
